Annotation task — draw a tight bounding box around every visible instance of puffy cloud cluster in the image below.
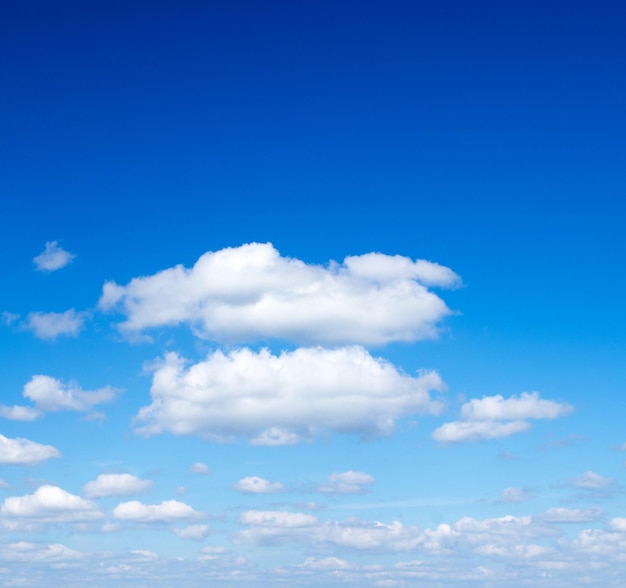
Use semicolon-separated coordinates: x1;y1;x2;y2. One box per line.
33;241;75;272
134;346;445;443
22;375;119;413
0;486;103;523
319;471;376;494
99;243;459;345
112;500;203;523
0;434;60;465
83;474;153;499
432;392;573;442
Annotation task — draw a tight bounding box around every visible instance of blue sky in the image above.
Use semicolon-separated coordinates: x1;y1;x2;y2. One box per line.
1;1;626;585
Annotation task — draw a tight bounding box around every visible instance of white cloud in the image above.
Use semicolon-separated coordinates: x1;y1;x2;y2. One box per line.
25;309;86;340
319;471;376;494
432;420;531;442
33;241;75;272
83;474;153;499
499;487;533;504
571;471;616;490
172;524;210;540
0;486;103;522
112;500;203;522
609;518;626;532
432;391;572;443
0;405;42;421
233;477;285;494
188;462;210;474
299;557;354;570
0;541;83;563
99;243;459;345
23;375;119;413
134;347;445;443
535;508;604;523
0;434;61;465
460;392;573;421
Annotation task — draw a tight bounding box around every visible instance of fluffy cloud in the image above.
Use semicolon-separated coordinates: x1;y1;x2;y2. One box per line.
0;486;103;522
432;392;572;443
233;477;285;494
25;309;86;340
99;243;459;345
319;471;376;494
0;434;61;464
112;500;203;522
188;462;210;474
33;241;75;272
83;474;153;499
460;392;573;421
134;346;445;443
0;405;42;421
23;375;119;413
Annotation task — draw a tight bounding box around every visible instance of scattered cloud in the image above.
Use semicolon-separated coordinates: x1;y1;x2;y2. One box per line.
0;405;42;421
23;375;119;413
0;485;103;522
25;309;86;340
433;420;531;442
33;241;75;272
172;524;210;540
499;487;533;504
571;471;616;490
535;507;604;523
0;434;61;465
460;392;573;421
1;311;19;326
134;347;445;443
83;474;153;499
112;500;204;522
188;462;210;475
99;243;459;345
319;471;376;494
233;477;285;494
433;392;572;443
0;541;83;563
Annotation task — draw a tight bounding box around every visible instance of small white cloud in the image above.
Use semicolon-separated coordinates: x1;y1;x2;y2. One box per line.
299;556;353;570
319;471;376;494
188;462;210;475
23;375;119;413
233;477;285;494
432;391;572;443
25;309;86;340
0;541;83;563
0;434;61;465
535;507;604;523
0;479;9;489
0;405;42;421
172;524;210;540
130;549;158;560
99;243;459;346
609;517;626;532
112;500;203;522
433;420;531;443
239;510;318;528
499;487;532;503
460;392;573;421
0;485;103;522
33;241;75;272
572;471;616;490
83;474;153;499
134;347;445;443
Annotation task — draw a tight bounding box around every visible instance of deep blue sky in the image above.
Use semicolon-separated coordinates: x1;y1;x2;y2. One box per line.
1;2;626;586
